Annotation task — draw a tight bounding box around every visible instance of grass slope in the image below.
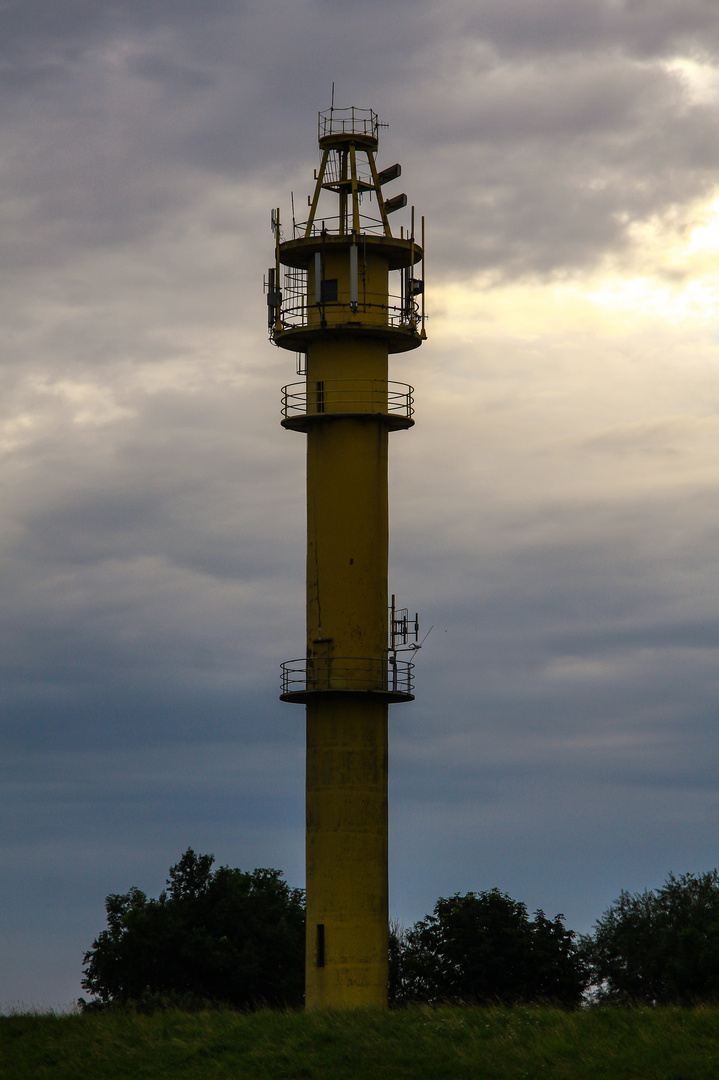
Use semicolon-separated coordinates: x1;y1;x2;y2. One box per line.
2;1005;718;1079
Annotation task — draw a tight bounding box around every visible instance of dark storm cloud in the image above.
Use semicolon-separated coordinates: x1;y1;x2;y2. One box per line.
458;0;719;60
0;0;242;59
401;51;719;275
11;410;297;581
348;1;719;277
0;401;304;753
4;0;716;277
3;0;719;1010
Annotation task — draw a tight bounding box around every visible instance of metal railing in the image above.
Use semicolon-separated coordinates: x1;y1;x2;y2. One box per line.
278;290;420;332
281;656;414;697
321;154;375;190
294;214;389;239
282;379;414;422
319;107;379;140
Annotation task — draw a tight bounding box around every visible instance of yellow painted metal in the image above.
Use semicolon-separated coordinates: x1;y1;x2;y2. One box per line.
365;147;392;233
307;410;388;659
305;148;331;238
421;215;426;338
305;694;388;1008
273;109;424;1010
303;279;390;1010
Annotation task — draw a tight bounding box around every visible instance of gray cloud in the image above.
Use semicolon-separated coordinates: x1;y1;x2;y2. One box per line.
459;0;719;60
3;0;719;1009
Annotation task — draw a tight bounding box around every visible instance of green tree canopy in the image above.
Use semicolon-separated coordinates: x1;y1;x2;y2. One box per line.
81;848;305;1010
391;889;586;1006
582;869;719;1004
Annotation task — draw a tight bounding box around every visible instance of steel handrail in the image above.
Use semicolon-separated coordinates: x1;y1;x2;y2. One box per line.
294;215;388;238
281;656;414;696
318;107;379;140
278;294;420;331
281;379;414;421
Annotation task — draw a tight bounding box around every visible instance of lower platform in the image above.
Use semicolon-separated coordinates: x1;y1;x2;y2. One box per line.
281;379;414;431
280;656;414;704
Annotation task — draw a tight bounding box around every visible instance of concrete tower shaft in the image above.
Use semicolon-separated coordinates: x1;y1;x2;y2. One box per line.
269;106;425;1009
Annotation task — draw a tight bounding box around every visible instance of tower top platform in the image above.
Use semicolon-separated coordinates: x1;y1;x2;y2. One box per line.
318;106;381;149
266;105;426;349
278;232;421;271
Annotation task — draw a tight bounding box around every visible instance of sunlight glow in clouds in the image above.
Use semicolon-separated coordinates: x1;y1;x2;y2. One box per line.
432;190;719;349
663;57;719;106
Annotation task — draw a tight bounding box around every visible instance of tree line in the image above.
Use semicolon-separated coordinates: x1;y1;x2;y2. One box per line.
80;849;719;1010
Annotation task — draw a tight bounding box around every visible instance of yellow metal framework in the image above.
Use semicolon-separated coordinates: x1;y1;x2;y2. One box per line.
269;106;425;1010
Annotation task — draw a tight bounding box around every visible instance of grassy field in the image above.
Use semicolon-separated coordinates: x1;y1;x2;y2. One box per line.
2;1004;718;1079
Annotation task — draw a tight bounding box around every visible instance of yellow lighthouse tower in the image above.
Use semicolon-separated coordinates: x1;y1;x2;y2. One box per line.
267;105;425;1009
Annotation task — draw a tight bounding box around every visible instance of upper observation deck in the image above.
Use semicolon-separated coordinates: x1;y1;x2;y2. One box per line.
266;104;426;351
318;105;380;150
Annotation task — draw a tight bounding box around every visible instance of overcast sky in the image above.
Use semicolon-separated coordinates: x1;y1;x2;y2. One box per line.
4;0;719;1010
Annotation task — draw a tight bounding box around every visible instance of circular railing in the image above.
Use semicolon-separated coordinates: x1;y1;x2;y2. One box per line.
280;656;414;700
278;292;420;331
318;106;379;140
282;379;413;422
